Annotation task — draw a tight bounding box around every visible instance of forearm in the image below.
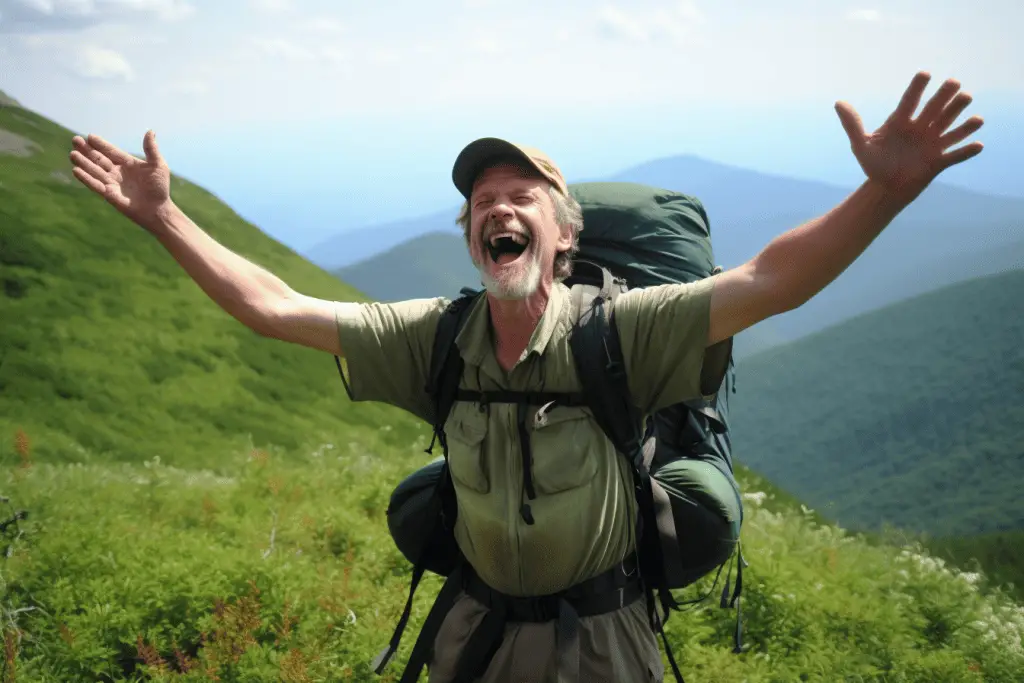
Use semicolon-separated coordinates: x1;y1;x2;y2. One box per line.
753;178;911;313
144;202;292;333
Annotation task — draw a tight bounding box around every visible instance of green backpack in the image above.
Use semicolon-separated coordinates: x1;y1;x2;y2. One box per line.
348;182;747;683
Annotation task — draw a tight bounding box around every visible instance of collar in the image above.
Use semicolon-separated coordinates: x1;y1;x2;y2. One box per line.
455;282;569;372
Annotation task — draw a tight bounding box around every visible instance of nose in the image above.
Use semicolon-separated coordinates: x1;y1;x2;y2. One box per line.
488;202;514;222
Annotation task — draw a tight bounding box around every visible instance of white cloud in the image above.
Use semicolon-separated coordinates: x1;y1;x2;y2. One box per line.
598;5;649;43
251;36;317;62
246;35;351;68
846;8;882;22
652;0;705;42
321;45;346;65
160;78;207;96
0;0;194;31
13;0;62;13
251;0;290;12
74;44;134;80
597;2;705;45
368;48;400;65
293;16;345;35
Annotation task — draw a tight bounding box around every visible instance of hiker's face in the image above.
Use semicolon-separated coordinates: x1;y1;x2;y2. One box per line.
467;164;571;300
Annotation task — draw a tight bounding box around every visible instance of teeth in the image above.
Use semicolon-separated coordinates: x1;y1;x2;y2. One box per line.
488;231;529;246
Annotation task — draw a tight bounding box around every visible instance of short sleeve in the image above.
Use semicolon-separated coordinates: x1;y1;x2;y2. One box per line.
613;277;732;414
334;297;450;424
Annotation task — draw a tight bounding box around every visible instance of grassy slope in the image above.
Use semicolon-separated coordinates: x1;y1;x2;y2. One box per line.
730;269;1024;538
0;105;431;470
0;456;1021;682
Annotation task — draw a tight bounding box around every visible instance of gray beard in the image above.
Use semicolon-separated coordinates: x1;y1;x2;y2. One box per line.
473;250;542;300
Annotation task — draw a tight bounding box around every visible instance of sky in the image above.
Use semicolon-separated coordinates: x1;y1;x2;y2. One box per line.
2;0;1022;251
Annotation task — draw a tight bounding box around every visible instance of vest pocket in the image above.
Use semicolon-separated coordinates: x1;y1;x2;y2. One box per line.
528;405;599;494
444;402;491;494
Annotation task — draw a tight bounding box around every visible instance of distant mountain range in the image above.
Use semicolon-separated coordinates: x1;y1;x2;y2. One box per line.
309;154;1023;356
729;268;1024;538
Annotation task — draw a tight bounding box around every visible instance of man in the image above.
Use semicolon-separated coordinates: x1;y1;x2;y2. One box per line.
69;72;984;682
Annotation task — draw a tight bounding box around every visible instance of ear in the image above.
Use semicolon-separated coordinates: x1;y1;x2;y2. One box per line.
555;220;573;251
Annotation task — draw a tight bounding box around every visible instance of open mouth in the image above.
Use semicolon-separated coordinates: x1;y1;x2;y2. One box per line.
485;232;530;264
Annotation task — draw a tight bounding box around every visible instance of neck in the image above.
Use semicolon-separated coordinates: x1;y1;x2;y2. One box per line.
488;281;553;371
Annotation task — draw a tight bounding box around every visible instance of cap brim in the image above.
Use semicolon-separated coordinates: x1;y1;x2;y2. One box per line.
451;137;542;200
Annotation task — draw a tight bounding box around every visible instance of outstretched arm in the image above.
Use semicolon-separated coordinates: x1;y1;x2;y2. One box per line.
706;72;986;346
70;131;343;356
145;202;342;355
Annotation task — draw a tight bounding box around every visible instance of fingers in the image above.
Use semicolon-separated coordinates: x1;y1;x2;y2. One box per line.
939;140;984;170
892;71;931;122
73;135;116;172
69;149;113;185
835;101;866;149
71;166;107;195
931;90;973;134
939;114;984;148
915;78;962;129
84;133;136;165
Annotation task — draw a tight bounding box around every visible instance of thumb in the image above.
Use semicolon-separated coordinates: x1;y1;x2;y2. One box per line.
142;129;164;165
835;101;866;151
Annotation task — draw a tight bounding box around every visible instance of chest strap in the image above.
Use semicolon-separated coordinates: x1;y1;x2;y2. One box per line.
455;388;589;408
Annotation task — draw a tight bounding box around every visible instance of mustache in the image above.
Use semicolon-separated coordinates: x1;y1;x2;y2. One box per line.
481;217;530;241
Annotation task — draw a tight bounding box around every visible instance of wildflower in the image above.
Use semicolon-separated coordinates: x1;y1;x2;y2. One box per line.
743;491;767;506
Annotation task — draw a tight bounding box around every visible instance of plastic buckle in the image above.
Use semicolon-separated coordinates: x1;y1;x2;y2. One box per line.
371;644;395;674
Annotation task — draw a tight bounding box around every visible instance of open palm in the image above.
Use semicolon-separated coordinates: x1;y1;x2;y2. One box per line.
835;72;985;200
69;130;172;227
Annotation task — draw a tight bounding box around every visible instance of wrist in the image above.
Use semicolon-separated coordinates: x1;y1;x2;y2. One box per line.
143;200;181;236
860;178;916;219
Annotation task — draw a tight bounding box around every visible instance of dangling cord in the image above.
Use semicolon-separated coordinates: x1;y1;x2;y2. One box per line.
720;550;736;609
652;592;686;683
730;542;747;653
516;401;536;524
334;356;354;400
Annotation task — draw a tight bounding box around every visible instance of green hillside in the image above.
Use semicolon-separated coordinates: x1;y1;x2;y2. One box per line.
730;268;1024;538
0;104;430;470
924;530;1024;604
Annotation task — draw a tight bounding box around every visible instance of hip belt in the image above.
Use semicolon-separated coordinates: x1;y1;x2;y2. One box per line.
395;554;645;683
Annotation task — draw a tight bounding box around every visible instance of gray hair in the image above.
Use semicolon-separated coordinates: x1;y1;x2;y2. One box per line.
456;184;584;281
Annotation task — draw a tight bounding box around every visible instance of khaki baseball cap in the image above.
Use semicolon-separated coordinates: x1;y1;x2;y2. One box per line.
452;137;569;200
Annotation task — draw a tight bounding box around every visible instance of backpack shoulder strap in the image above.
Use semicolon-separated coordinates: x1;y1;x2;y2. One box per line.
425;288;482;438
568;267;683;639
567;267;646;467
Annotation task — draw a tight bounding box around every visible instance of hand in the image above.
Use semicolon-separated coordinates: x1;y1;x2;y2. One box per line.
69;130;173;228
835;72;985;201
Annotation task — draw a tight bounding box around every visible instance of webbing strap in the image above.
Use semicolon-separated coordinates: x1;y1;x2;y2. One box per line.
397;562;468;683
454;388;589;407
371;561;427;674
